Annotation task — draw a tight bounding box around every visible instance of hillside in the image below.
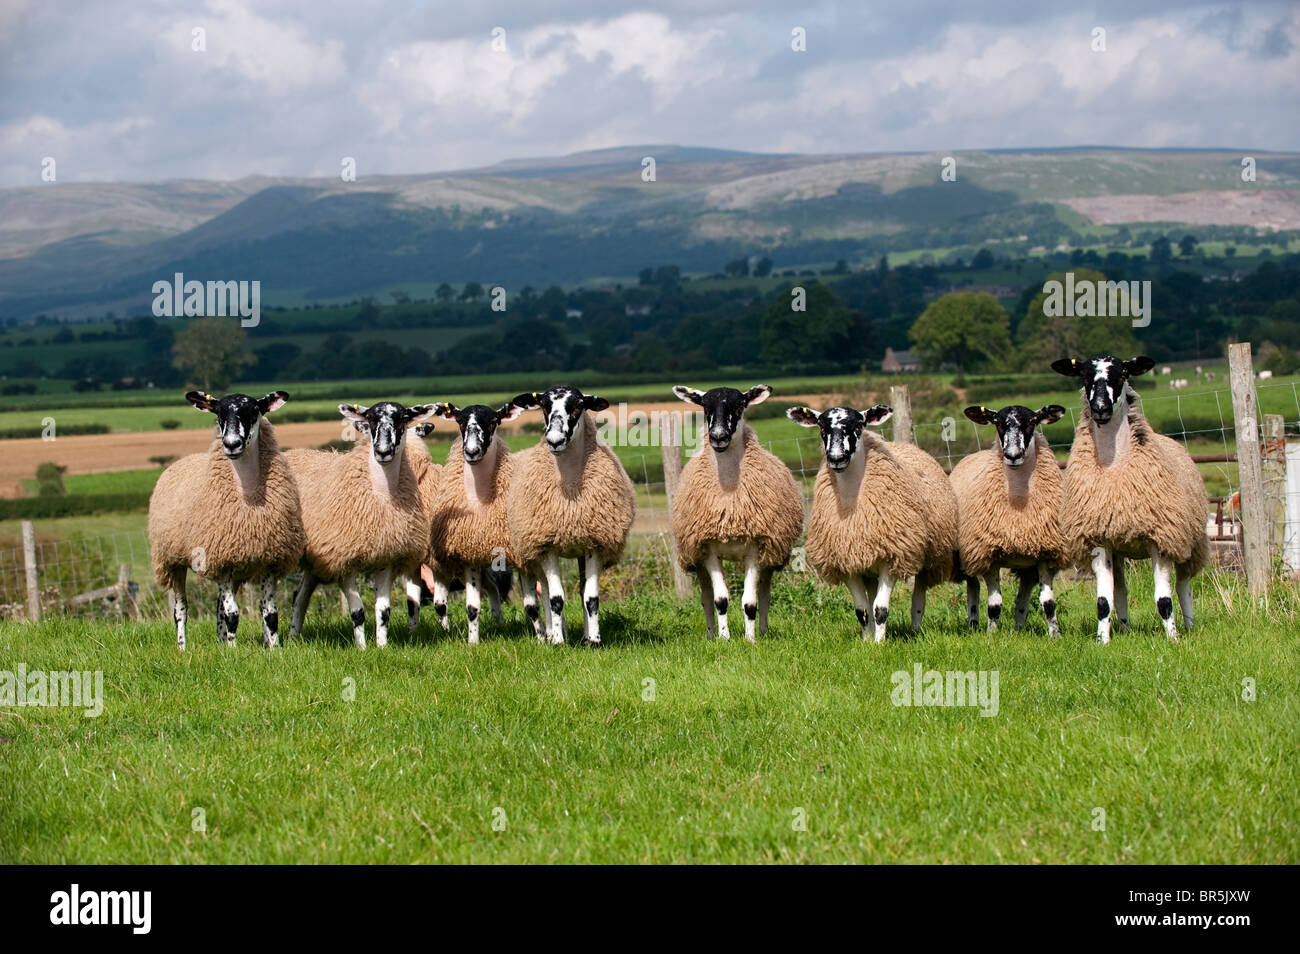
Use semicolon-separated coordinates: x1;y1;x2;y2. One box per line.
2;146;1298;321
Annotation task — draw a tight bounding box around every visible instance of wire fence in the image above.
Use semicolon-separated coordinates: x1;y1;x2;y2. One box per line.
3;381;1299;624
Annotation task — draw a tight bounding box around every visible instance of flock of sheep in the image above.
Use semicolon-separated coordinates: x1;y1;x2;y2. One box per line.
147;354;1210;650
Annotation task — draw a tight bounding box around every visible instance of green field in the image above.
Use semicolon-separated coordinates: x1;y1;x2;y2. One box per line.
1;569;1296;863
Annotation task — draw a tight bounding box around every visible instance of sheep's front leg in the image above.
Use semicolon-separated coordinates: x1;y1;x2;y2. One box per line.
520;569;544;640
741;549;761;642
216;579;239;646
373;567;393;648
871;567;894;643
1151;545;1178;641
171;585;188;651
1092;546;1114;644
846;575;871;639
702;547;731;640
984;569;1002;633
757;568;773;635
1113;557;1129;631
965;578;980;630
1175;571;1194;630
698;571;717;638
910;584;927;632
582;550;602;647
341;574;366;649
290;568;317;640
1013;571;1033;630
1038;563;1060;638
260;576;279;648
465;567;482;645
542;551;566;646
404;574;423;633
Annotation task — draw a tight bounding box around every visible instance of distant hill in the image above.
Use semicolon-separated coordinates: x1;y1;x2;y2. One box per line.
2;145;1298;321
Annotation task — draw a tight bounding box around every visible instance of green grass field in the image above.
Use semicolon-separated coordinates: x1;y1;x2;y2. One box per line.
2;569;1296;864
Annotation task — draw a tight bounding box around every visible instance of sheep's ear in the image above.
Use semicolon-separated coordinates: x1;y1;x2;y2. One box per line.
786;406;820;428
744;385;772;406
258;391;289;414
862;404;893;426
965;405;996;425
338;403;368;425
511;392;543;410
404;404;437;425
432;402;459;422
1125;356;1156;377
497;401;526;424
1051;358;1083;377
186;390;217;412
1036;404;1066;425
583;394;610;413
672;386;704;405
413;422;435;438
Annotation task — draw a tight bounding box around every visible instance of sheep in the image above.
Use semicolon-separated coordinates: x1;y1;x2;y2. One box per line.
1051;355;1211;643
669;385;804;641
787;404;957;641
286;401;436;648
427;400;524;644
506;385;635;646
147;390;304;650
950;404;1070;636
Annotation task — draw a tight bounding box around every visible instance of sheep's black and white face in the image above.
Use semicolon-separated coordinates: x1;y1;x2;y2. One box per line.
672;385;771;451
511;386;609;454
434;401;524;464
1051;355;1154;425
187;390;288;459
339;401;435;464
964;404;1065;468
787;404;893;472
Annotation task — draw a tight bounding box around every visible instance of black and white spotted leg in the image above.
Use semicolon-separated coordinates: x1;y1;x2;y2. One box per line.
216;578;239;646
260;576;279;648
1038;562;1060;638
171;585;188;651
341;574;366;649
520;569;544;640
373;567;393;648
698;571;717;638
404;574;422;633
465;566;482;645
582;550;602;647
965;577;980;630
1013;570;1033;630
1113;557;1129;631
542;552;566;645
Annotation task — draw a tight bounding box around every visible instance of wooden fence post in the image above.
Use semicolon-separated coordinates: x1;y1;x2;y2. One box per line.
889;384;914;445
659;412;693;600
117;563;139;619
21;519;40;622
1228;342;1269;595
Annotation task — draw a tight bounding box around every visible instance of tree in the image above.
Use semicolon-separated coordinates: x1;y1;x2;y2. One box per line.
724;257;749;278
460;282;484;302
638;267;654;285
752;256;773;278
171;318;255;392
1151;236;1172;265
759;283;863;368
1017;268;1141;366
971;248;996;270
908;292;1013;372
435;283;454;303
1179;234;1199;257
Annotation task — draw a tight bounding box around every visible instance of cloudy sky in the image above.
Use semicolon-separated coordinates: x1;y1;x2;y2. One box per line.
1;0;1297;187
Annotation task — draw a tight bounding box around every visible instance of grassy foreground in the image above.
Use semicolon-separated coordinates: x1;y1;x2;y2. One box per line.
1;571;1296;864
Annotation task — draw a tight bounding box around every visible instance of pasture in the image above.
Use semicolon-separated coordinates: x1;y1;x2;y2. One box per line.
1;569;1296;864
